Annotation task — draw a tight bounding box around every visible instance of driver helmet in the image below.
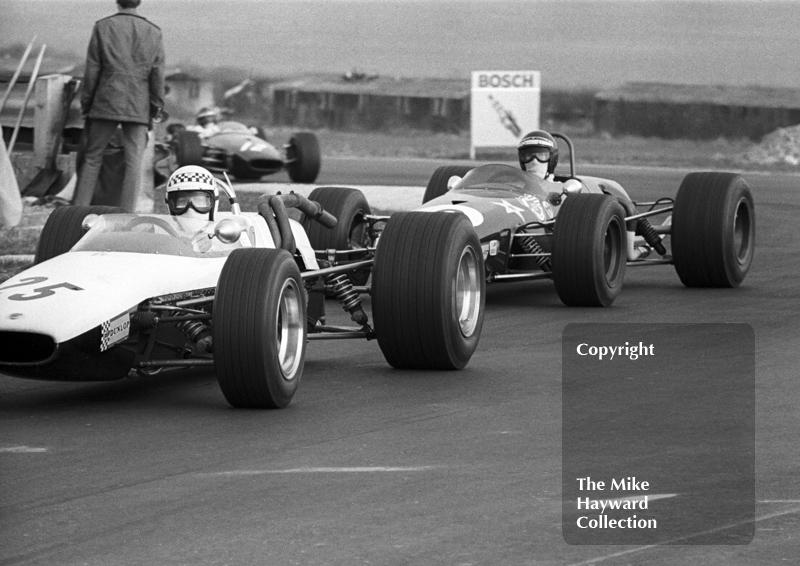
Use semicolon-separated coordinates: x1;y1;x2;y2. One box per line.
518;130;559;177
165;165;219;220
196;106;221;127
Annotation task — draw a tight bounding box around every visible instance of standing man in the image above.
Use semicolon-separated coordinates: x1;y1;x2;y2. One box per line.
74;0;165;212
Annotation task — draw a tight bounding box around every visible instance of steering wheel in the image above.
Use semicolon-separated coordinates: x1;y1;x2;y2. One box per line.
124;216;181;238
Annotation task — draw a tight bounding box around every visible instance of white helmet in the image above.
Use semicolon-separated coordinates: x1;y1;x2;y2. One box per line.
165;165;219;220
196;106;221;127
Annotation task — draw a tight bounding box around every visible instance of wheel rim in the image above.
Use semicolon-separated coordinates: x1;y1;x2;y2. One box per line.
603;218;623;283
276;279;304;379
455;246;481;337
733;197;753;265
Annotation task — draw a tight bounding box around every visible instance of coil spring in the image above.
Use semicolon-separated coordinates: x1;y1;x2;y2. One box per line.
327;273;361;312
636;218;667;255
177;320;210;341
518;235;551;271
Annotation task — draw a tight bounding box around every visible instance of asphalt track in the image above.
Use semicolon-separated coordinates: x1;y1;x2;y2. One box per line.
1;159;799;565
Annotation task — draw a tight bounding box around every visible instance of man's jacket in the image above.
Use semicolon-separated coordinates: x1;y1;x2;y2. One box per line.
81;9;165;125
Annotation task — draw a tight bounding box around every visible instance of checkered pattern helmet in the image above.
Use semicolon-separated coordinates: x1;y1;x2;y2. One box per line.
165;165;219;220
517;130;559;174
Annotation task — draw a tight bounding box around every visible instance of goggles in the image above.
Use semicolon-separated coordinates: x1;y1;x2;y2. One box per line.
167;190;216;214
519;146;552;164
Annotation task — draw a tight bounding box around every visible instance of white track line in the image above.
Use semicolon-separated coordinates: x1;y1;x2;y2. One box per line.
0;446;47;453
565;505;800;566
205;466;438;476
603;494;678;504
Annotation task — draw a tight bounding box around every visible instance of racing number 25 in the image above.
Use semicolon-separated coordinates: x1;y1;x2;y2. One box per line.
0;276;84;301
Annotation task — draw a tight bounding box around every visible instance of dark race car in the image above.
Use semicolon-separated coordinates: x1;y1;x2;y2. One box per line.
163;120;321;183
415;132;755;306
303;132;755;308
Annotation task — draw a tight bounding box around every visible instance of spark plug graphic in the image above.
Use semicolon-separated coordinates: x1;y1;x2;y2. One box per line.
488;95;522;138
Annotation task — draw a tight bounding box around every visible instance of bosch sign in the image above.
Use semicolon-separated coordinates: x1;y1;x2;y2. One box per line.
474;72;540;89
470;70;541;158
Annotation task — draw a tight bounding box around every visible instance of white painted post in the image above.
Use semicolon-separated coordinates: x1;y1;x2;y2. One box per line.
33;74;71;169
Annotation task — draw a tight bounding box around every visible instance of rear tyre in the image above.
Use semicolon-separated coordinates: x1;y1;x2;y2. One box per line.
304;187;372;286
174;130;204;166
214;248;306;408
34;205;122;264
286;132;321;183
372;211;484;370
671;172;755;288
423;165;473;204
552;194;627;307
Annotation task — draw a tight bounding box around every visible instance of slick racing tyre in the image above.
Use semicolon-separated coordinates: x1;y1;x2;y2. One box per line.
372;211;485;370
173;130;204;167
304;187;371;250
304;187;372;286
214;248;306;408
286;132;321;183
552;194;627;307
423;165;474;204
34;205;122;264
671;172;755;288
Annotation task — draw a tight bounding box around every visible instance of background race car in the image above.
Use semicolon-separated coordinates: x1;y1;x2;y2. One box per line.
162;120;321;183
308;133;754;309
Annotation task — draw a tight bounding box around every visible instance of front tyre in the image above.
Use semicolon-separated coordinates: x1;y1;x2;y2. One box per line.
423;165;474;204
671;172;755;288
372;211;485;370
214;248;306;408
551;194;627;307
286;132;321;183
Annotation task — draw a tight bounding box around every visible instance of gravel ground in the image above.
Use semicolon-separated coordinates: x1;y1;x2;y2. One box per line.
738;124;800;167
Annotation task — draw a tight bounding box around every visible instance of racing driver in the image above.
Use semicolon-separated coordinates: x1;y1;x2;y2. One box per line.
190;106;222;138
517;129;559;181
163;165;222;252
165;164;220;221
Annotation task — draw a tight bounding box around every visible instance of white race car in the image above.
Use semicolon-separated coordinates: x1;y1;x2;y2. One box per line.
0;182;485;408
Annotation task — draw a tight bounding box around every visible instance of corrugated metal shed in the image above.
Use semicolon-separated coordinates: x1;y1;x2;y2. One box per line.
272;73;469;99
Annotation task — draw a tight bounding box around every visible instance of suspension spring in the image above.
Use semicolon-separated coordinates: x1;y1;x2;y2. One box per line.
327;273;368;325
176;320;213;353
176;320;208;341
518;235;551;271
636;218;667;255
